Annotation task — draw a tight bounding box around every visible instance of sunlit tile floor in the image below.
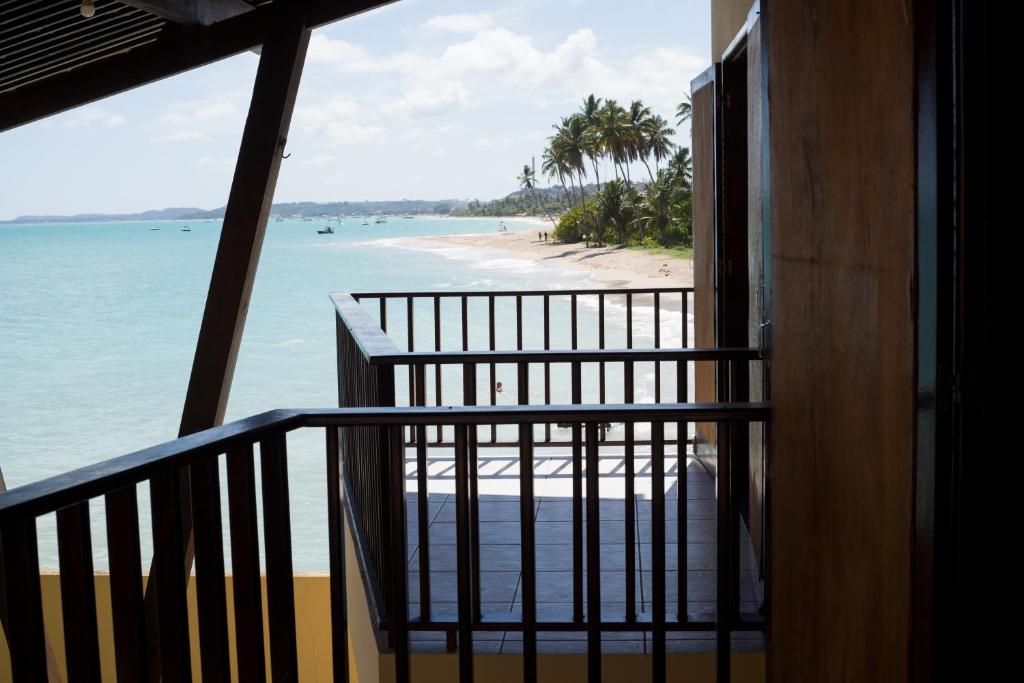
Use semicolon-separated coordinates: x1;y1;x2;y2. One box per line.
401;444;764;654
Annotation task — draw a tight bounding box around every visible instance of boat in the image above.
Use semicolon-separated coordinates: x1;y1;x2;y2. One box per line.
374;217;386;224
150;227;160;231
182;226;191;232
317;226;335;235
361;221;369;226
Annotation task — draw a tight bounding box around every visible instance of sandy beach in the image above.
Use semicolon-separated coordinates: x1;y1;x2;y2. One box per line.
403;224;693;289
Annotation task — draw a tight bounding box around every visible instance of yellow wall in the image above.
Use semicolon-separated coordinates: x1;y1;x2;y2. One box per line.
712;0;756;58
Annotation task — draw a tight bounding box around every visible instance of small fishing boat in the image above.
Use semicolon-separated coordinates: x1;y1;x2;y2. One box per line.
317;226;335;235
374;217;386;224
182;226;191;232
150;227;160;231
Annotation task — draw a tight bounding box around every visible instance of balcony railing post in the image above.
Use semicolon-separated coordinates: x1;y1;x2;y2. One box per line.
585;422;603;681
624;360;637;623
454;424;475;682
716;419;733;682
654;291;662;402
571;361;584;622
463;363;482;621
434;295;443;443
543;294;551;443
518;422;537;682
0;517;47;682
414;363;431;619
387;424;411;683
326;426;349;683
651;422;667;682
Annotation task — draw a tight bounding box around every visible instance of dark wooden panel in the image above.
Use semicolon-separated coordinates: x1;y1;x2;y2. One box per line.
0;518;48;681
767;0;916;679
225;443;266;683
259;434;298;681
691;75;718;458
105;486;148;682
149;470;192;681
56;502;101;682
189;457;230;680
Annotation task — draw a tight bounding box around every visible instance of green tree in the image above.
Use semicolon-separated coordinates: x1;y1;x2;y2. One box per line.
676;94;692;126
518;164;557;226
542;147;575;208
596;100;630;182
626;100;654;184
667;147;692;188
597;179;635;244
579;94;604;190
645;115;676;176
632;171;675;242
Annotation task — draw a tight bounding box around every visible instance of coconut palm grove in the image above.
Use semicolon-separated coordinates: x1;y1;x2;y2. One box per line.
463;94;694;251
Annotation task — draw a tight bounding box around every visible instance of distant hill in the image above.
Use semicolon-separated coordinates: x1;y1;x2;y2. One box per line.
2;199;473;224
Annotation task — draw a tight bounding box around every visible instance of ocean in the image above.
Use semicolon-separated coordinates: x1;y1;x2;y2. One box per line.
0;216;689;570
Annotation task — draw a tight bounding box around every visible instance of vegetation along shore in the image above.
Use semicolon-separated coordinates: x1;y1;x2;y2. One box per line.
462;94;694;253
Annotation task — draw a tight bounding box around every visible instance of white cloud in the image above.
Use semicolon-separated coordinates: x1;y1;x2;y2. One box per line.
299;153;335;167
55;106;126;129
477;136;513;150
195;155;235;168
295;98;386;147
294;23;705;150
423;13;493;33
152;91;247;142
387;80;470;117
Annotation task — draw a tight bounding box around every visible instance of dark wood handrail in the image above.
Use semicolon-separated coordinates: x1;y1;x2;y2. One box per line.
0;402;768;524
347;286;693;298
331;291;758;366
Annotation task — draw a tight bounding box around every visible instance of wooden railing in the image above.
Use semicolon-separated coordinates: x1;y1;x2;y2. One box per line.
334;289;762;631
0;402;768;683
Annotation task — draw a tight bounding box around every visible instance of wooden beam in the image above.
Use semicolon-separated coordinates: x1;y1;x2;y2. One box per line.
178;1;310;437
0;0;396;133
121;0;253;26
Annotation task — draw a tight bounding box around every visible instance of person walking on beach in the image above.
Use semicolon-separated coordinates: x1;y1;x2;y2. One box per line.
544;231;548;242
538;231;542;241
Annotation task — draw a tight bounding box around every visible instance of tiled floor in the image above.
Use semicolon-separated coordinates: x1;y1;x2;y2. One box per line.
401;443;765;654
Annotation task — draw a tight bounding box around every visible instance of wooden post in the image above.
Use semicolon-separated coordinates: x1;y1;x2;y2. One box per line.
179;2;311;437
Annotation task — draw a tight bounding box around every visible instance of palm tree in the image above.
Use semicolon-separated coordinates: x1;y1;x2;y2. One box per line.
595;100;630;183
542;147;574;208
644;115;676;177
597;178;633;244
667;147;692;188
676;94;692;127
579;94;604;190
632;170;674;241
625;100;654;185
518;164;557;226
551;115;589;204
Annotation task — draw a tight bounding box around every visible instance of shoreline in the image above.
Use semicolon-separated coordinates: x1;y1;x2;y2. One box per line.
395;226;693;290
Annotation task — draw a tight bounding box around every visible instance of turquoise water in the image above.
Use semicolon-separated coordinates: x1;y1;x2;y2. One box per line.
0;216;689;569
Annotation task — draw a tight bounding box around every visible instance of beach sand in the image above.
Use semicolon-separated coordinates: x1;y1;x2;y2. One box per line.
404;225;694;289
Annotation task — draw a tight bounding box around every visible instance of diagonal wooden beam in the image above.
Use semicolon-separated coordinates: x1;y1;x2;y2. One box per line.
177;5;310;436
0;0;396;133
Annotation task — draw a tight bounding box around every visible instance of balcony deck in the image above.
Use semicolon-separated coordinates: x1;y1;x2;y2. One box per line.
404;443;764;654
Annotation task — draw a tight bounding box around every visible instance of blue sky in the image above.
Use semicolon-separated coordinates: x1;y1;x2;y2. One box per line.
0;0;710;220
